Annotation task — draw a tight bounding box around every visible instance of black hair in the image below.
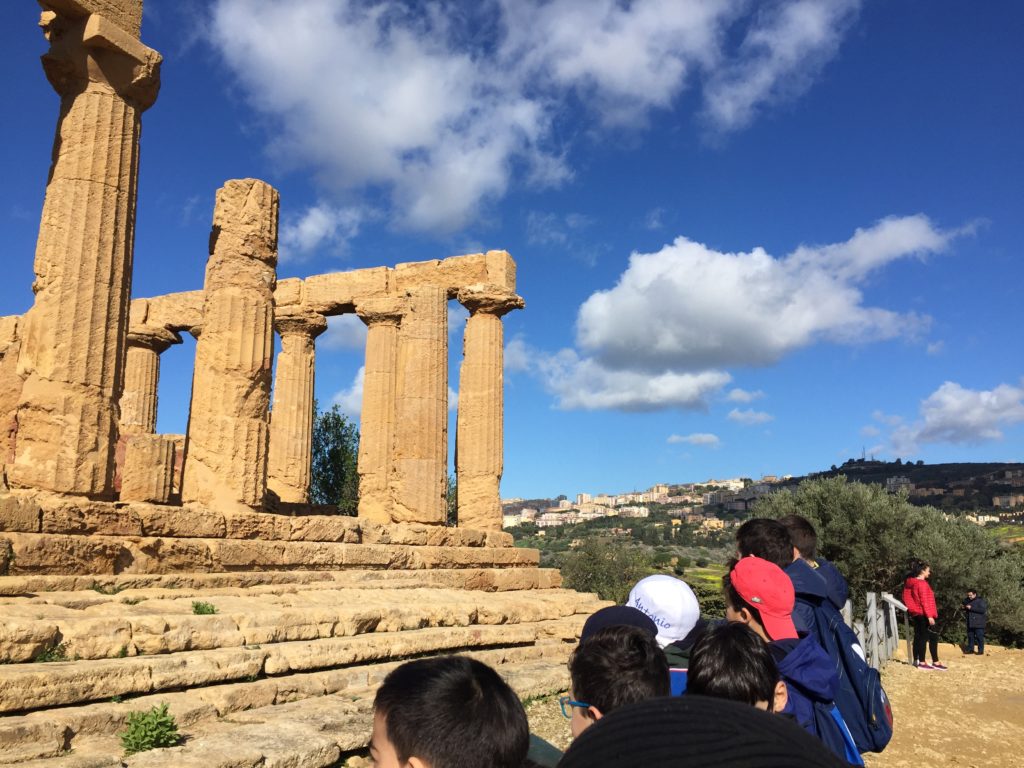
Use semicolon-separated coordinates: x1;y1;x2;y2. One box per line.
687;622;781;710
373;655;529;768
735;518;793;569
569;625;670;717
722;569;763;631
906;558;930;580
777;514;818;560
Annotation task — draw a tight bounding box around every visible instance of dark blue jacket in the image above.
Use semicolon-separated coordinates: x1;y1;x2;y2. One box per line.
785;558;830;635
815;557;850;611
963;596;988;629
772;636;863;766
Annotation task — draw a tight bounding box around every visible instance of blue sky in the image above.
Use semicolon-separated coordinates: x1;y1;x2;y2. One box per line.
2;0;1022;499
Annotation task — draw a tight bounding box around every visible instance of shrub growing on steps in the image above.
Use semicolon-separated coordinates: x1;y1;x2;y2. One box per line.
120;702;180;755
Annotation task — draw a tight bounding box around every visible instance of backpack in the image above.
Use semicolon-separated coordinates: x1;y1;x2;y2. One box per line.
812;702;864;766
802;595;894;753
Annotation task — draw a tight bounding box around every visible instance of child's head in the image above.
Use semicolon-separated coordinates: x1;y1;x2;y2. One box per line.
626;574;701;648
777;514;818;561
723;556;798;642
735;518;795;568
567;625;670;738
687;621;788;713
371;655;529;768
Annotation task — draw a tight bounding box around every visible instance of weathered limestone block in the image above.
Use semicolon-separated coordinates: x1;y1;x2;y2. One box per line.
40;498;143;536
120;435;175;502
60;616;133;660
9;8;161;496
0;493;43;532
0;619;61;663
0;316;18;359
2;532;124;574
287;515;360;543
182;179;279;510
390;287;448;524
0;322;21;490
354;297;404;522
456;285;523;531
120;326;180;435
137;290;204;333
302;268;390;315
136;502;227;538
393;250;516;296
267;309;327;503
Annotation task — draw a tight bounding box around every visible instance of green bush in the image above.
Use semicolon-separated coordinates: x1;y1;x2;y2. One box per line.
755;476;1024;647
119;703;180;755
191;601;217;615
560;539;653;604
34;642;69;663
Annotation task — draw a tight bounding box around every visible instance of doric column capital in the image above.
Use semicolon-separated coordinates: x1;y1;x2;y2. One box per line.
457;284;525;317
274;308;328;340
39;9;162;110
355;297;406;328
126;325;180;354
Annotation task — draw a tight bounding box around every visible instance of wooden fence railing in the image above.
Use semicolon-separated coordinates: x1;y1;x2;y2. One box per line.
846;591;910;668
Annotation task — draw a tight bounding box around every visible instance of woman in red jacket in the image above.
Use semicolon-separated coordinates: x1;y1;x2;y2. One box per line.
903;559;945;670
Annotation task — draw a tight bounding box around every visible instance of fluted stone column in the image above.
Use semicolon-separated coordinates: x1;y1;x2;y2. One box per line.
120;326;179;435
390;287;448;524
181;179;279;510
455;286;524;530
9;8;161;495
354;298;405;522
267;309;327;503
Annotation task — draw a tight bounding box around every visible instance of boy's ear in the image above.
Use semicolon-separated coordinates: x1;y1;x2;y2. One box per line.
407;757;430;768
772;680;789;713
587;705;604;722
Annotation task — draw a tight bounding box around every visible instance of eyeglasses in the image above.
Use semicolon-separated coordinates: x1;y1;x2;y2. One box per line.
558;695;591;719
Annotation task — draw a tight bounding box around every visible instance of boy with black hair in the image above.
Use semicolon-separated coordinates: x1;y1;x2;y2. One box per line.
962;588;988;655
371;655;529;768
724;557;862;766
778;514;849;611
687;621;789;713
564;624;670;738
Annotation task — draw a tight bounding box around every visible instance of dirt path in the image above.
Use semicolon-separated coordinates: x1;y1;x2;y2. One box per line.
525;643;1024;766
865;643;1024;768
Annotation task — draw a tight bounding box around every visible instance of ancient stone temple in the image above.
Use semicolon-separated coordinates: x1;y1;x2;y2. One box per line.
0;3;602;766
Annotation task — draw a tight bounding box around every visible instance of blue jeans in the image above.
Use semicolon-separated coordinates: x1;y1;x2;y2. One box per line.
967;627;985;654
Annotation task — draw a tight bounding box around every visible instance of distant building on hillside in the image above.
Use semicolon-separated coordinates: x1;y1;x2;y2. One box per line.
993;494;1024;509
619;506;650;518
886;476;914;494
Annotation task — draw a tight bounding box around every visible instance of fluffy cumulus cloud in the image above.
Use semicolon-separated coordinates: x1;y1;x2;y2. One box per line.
577;215;958;372
320;314;368;351
890;381;1024;453
279;202;364;261
208;0;862;232
726;387;765;403
332;366;365;417
668;432;720;446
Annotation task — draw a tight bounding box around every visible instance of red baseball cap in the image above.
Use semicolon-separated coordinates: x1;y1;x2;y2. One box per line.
730;556;798;641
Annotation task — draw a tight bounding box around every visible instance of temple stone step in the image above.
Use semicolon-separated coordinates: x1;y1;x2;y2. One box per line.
4;656;570;767
0;644;573;765
0;493;513;547
0;532;538;576
0;585;602;662
0;566;563;597
0;609;592;714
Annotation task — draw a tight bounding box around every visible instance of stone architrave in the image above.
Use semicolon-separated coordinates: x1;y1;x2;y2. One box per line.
354;298;405;522
8;6;161;496
181;179;279;511
120;326;180;435
267;309;327;504
455;286;524;531
389;287;448;524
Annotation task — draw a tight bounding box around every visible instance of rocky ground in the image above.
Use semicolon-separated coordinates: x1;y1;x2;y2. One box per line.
525;642;1024;767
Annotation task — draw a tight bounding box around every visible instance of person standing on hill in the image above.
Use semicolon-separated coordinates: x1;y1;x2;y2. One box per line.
903;560;945;670
962;589;988;655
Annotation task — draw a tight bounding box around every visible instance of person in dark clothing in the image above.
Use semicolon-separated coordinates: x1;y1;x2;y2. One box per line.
962;589;988;655
778;514;850;611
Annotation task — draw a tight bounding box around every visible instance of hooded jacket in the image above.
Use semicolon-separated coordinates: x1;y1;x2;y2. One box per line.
963;596;988;629
903;577;937;619
814;557;850;611
785;558;830;635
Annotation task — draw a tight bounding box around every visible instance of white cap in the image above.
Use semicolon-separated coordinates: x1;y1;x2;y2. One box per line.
626;575;701;649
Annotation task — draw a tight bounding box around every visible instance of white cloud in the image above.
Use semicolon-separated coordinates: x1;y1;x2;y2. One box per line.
448;386;459;413
208;0;862;233
726;387;765;403
644;207;666;230
859;424;881;437
332;366;365;418
535;348;730;412
504;335;533;373
448;304;469;336
926;340;945;356
576;215;960;372
702;0;861;132
668;432;720;446
526;211;594;246
890;381;1024;453
728;407;774;425
320;314;367;351
279;202;364;261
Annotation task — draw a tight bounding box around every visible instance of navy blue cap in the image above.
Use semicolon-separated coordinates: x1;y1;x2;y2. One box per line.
580;605;658;643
